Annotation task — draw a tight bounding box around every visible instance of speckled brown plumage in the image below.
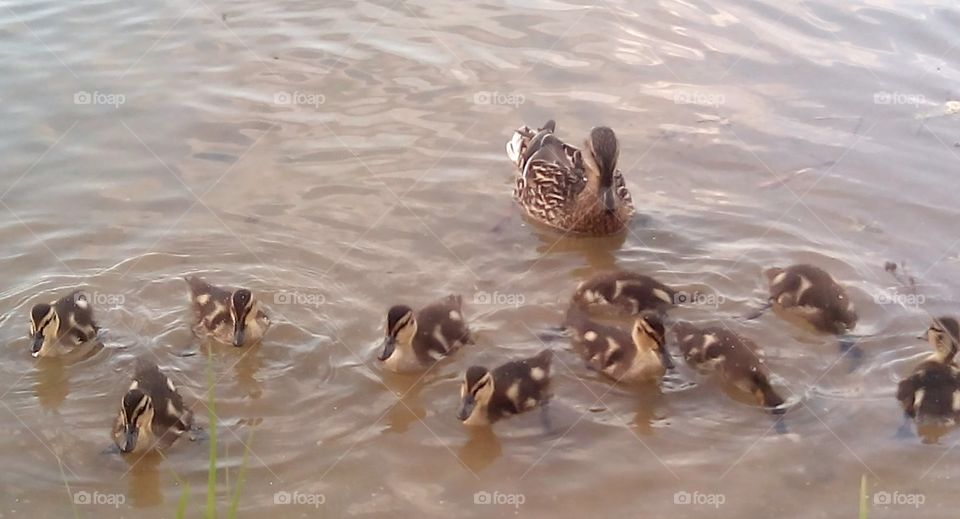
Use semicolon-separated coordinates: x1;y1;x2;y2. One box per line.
507;121;634;235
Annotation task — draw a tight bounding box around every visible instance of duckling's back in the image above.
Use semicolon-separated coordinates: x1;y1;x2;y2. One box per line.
487;350;552;420
571;271;675;315
898;361;960;425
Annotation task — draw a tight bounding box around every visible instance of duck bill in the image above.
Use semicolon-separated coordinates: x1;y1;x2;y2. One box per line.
232;319;246;347
232;328;245;347
659;348;675;370
600;186;617;213
378;337;396;361
457;396;476;422
120;425;137;453
30;333;45;357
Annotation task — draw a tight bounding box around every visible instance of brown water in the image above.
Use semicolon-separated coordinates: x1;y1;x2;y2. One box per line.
2;0;960;517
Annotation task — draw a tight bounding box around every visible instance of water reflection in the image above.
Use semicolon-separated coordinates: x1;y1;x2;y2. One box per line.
33;357;69;410
125;450;164;508
232;344;264;400
381;372;428;434
457;426;502;473
531;228;626;276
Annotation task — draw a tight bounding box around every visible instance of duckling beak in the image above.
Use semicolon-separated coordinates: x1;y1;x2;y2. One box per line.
600;186;617;213
378;337;396;361
120;425;137;453
659;348;675;370
232;324;245;347
457;395;476;421
30;333;44;357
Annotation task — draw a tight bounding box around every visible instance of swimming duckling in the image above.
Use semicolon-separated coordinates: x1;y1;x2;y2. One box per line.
458;349;553;426
113;359;193;453
571;271;676;316
896;360;960;429
508;121;634;235
921;316;959;365
378;295;473;373
185;276;270;347
894;317;960;435
28;290;99;358
763;264;858;335
673;322;785;414
565;306;673;385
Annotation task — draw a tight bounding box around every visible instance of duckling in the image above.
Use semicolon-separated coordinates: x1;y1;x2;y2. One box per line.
897;317;960;438
185;276;270;347
28;290;99;358
565;306;673;384
763;264;858;335
571;271;676;316
458;349;553;426
507;121;634;235
921;316;959;365
896;360;960;429
673;322;785;413
378;295;473;373
894;317;960;434
113;359;193;453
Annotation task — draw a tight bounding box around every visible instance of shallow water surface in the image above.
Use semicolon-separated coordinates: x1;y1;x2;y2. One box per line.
1;0;960;517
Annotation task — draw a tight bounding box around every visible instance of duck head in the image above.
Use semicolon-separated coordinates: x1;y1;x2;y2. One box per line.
229;289;254;347
583;127;620;213
458;366;494;424
379;305;417;361
924;316;959;364
28;303;60;358
113;387;154;453
632;313;673;369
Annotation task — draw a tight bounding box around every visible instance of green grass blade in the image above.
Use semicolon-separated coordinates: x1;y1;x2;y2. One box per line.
206;349;218;519
228;429;255;519
859;474;868;519
176;481;191;519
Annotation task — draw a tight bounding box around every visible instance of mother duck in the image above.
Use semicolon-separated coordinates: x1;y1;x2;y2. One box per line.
506;120;634;235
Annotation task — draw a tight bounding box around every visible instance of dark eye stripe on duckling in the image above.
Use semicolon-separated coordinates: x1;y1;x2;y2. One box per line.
388;311;413;336
933;317;960;344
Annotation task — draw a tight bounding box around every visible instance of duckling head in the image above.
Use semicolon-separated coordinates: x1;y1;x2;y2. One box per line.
378;305;417;361
458;366;494;424
925;316;959;363
583;127;620;213
229;289;254;347
114;387;154;453
29;303;60;358
633;314;674;370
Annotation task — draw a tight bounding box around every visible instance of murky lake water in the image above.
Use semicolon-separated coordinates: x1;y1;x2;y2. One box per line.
2;0;960;517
